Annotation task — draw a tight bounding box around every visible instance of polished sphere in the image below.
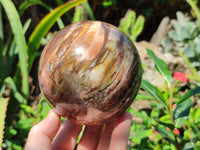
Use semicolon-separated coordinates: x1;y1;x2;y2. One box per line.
38;21;142;125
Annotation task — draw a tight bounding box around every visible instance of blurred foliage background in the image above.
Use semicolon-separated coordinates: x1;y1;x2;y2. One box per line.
1;0;200;149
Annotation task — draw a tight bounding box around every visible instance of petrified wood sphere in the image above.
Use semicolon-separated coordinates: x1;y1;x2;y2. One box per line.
38;21;142;125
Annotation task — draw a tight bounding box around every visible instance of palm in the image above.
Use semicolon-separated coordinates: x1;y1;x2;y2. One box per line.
25;110;132;150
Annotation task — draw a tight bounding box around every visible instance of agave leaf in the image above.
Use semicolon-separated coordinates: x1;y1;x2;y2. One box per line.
27;0;87;72
0;97;9;146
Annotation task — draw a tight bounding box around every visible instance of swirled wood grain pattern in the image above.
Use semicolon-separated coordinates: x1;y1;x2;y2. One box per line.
39;21;142;125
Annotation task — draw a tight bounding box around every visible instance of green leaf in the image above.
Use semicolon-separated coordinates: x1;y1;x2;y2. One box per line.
0;5;3;44
173;99;192;122
190;122;200;138
141;80;166;107
183;142;195;150
195;141;200;150
4;126;17;139
20;104;36;117
130;109;149;125
186;0;200;24
147;49;172;86
27;0;87;72
175;117;186;128
18;0;52;15
131;129;152;145
153;117;174;130
82;2;95;20
23;19;32;34
159;114;172;124
4;77;27;104
135;94;153;100
1;0;29;98
194;107;200;123
72;5;84;23
177;86;200;105
19;0;65;29
102;0;116;7
0;97;9;146
156;125;175;144
14;118;36;130
0;6;4;79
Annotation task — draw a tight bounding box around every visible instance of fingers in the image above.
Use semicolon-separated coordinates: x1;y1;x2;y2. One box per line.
25;110;132;150
78;112;132;150
97;119;116;150
109;112;132;150
77;124;103;150
52;119;82;150
25;109;61;150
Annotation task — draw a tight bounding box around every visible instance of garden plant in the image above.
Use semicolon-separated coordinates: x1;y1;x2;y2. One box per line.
0;0;200;149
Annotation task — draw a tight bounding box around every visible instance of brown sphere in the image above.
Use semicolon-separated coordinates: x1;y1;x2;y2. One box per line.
38;21;142;125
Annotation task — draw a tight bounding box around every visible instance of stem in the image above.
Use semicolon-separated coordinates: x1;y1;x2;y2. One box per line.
180;52;199;77
169;84;181;150
173;132;181;150
169;84;174;124
187;75;200;82
186;0;200;24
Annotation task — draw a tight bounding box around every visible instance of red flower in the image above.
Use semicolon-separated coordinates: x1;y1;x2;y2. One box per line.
174;128;180;135
174;72;188;82
167;127;171;131
153;130;158;134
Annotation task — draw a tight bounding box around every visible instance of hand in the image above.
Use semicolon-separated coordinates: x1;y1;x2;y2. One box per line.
25;109;132;150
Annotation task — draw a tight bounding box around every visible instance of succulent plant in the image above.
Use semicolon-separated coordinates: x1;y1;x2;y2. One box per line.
161;11;200;75
38;21;142;125
119;9;145;42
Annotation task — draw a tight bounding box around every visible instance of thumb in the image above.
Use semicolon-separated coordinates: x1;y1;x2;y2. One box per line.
25;109;61;150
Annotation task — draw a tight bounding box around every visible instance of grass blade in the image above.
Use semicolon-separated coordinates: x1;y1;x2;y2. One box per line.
4;77;27;104
1;0;29;98
186;0;200;24
0;5;4;80
82;2;95;20
27;0;87;72
73;5;84;23
0;5;3;43
55;0;73;22
19;0;65;29
19;0;52;15
0;96;9;146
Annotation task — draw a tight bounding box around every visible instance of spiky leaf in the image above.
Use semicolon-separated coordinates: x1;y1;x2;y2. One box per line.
0;97;9;146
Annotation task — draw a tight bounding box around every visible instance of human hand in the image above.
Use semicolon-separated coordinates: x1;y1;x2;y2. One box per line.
25;109;132;150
